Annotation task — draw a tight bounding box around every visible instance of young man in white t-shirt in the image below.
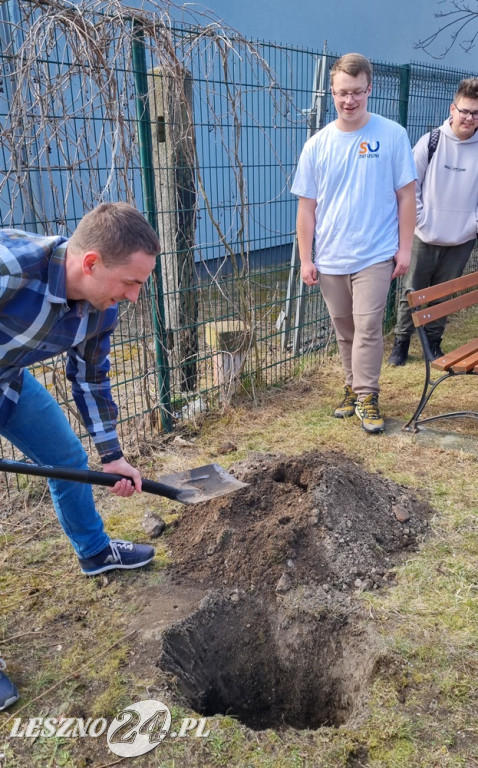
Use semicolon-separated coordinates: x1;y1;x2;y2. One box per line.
292;52;417;433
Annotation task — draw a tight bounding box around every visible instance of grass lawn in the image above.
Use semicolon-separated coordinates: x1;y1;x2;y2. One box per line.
0;308;477;767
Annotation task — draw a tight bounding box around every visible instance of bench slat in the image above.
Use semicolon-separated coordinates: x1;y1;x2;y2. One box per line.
407;270;478;308
411;288;478;328
432;338;478;371
451;350;478;372
404;270;478;430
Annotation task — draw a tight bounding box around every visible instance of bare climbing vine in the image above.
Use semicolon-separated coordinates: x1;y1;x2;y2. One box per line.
0;0;304;460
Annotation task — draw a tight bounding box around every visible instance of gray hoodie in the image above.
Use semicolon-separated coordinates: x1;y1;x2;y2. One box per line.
414;117;478;246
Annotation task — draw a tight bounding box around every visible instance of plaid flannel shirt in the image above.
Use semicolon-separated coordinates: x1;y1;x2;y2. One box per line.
0;228;121;458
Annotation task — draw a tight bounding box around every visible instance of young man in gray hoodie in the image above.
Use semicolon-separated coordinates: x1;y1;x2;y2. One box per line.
388;77;478;366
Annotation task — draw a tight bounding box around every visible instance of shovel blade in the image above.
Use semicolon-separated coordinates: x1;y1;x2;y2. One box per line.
156;462;248;504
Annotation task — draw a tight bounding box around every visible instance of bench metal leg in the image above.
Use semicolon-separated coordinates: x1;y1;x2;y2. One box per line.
403;367;478;432
403;359;445;432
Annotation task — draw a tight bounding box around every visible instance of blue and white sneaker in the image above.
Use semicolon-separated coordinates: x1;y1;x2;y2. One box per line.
79;540;155;576
0;659;19;711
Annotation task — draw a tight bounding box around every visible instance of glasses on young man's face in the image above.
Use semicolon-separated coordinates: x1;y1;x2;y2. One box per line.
453;103;478;120
331;88;369;100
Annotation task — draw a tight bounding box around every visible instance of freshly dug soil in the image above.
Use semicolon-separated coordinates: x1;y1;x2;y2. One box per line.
166;451;433;595
155;451;433;730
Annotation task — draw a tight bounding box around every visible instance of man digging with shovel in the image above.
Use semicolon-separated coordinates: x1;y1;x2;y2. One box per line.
0;202;160;708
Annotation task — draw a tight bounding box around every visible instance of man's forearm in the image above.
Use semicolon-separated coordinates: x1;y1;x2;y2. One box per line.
296;197;316;266
396;182;416;253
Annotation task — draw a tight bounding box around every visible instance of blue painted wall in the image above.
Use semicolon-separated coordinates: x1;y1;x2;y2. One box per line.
173;0;475;69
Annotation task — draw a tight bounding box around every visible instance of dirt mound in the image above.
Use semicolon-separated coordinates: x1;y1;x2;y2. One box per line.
159;451;433;730
166;451;432;594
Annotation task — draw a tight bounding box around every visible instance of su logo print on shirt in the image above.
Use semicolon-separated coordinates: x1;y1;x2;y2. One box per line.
358;140;380;158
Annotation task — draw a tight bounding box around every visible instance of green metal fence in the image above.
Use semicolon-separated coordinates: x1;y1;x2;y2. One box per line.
0;0;476;472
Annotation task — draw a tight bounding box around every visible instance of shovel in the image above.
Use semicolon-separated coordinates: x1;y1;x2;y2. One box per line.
0;458;248;505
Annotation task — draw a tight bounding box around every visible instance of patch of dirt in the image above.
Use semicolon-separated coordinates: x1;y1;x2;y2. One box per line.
166;451;433;594
140;450;434;730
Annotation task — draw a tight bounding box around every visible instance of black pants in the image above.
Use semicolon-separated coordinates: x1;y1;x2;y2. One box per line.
394;235;476;340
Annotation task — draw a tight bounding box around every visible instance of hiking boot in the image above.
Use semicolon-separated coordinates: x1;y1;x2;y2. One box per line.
79;540;155;576
333;385;357;418
355;393;385;433
427;338;444;361
0;659;19;711
387;337;410;366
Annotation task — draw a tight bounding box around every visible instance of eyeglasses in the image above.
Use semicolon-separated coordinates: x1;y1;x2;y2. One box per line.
453;103;478;120
331;88;369;100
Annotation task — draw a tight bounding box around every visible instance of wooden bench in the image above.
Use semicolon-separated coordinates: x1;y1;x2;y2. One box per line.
403;270;478;432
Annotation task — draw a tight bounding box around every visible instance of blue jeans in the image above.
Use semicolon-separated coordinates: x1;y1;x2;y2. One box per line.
0;370;110;558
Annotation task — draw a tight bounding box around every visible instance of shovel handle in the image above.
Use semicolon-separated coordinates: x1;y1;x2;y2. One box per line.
0;458;195;504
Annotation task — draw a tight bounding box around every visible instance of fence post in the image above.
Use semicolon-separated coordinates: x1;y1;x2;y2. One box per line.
398;63;410;128
281;50;328;355
385;65;412;328
148;64;199;394
132;20;172;432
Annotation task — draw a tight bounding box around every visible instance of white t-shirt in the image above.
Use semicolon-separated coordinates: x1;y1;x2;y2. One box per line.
291;113;417;274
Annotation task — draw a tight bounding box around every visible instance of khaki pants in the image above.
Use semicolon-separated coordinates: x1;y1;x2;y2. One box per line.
319;259;394;398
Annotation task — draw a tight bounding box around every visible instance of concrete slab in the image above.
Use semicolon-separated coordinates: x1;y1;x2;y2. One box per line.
385;418;478;456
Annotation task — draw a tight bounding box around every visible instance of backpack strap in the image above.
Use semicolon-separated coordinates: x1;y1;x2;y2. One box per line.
427;127;440;164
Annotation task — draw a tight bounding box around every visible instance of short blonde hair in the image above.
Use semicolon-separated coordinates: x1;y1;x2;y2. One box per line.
331;53;373;87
